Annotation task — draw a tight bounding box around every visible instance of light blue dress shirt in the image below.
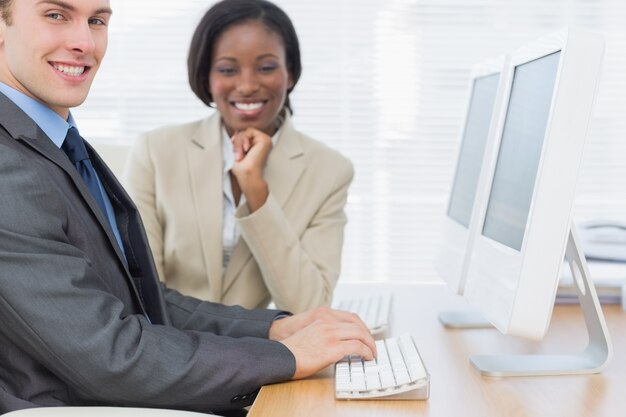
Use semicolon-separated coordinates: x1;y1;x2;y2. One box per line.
0;82;126;258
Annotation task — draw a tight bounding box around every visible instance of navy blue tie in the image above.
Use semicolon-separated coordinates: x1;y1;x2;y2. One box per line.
62;127;109;218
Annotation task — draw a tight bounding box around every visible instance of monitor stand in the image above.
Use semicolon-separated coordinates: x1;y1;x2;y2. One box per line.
470;221;613;376
438;309;492;329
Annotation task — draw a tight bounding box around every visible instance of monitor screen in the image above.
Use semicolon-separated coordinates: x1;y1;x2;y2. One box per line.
481;52;561;251
447;73;501;228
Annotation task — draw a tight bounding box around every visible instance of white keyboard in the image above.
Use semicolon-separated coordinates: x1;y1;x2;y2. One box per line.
332;293;392;336
335;334;430;400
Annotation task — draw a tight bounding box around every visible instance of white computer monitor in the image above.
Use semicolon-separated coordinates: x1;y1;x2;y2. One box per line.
462;29;611;376
437;58;508;295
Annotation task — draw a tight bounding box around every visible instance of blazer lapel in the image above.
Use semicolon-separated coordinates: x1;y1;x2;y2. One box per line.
0;94;160;321
0;93;122;262
222;114;305;295
16;132;132;270
85;142;137;271
187;113;225;302
88;147;168;324
262;114;306;209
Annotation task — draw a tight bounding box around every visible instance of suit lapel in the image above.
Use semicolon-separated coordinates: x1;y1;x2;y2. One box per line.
88;144;169;322
88;147;168;324
0;94;124;265
222;114;305;295
85;142;136;271
17;131;131;269
22;133;134;267
187;114;225;302
0;94;165;323
18;129;160;312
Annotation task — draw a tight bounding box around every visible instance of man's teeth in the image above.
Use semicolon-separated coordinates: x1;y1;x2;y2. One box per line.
54;64;85;76
235;102;263;111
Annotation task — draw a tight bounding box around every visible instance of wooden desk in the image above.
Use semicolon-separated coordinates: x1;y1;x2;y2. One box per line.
249;283;626;417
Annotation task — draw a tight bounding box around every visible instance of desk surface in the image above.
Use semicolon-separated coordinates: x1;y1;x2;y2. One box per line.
249;283;626;417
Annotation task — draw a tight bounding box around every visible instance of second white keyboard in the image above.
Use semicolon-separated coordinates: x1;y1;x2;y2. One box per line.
332;293;392;336
335;333;430;400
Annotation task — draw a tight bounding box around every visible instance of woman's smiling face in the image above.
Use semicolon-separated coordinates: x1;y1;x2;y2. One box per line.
209;20;293;136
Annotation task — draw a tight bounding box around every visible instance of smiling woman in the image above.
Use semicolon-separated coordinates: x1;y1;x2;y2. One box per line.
123;0;354;313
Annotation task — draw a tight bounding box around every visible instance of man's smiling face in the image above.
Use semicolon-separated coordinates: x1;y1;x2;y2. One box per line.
0;0;112;119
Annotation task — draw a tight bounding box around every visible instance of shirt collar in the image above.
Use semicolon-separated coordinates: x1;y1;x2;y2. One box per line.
220;125;281;175
0;82;76;149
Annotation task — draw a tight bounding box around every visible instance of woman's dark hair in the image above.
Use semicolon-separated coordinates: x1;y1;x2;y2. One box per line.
188;0;301;114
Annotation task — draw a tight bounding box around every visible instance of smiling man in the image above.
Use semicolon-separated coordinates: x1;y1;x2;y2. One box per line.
0;0;375;414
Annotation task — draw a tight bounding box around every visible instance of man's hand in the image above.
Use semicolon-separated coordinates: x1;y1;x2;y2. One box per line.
230;128;272;212
269;307;377;380
269;306;370;340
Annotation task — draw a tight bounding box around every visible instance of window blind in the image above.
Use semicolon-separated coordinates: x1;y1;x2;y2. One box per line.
77;0;626;283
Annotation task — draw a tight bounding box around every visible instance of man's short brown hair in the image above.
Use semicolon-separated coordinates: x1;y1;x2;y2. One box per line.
0;0;13;25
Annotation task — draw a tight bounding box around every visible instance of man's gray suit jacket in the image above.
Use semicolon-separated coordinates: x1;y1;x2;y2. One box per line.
0;93;295;414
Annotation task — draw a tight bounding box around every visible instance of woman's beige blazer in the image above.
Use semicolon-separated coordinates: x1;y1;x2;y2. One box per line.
123;112;353;313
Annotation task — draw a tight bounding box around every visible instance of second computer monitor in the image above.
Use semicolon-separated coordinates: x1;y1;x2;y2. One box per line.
437;58;507;294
